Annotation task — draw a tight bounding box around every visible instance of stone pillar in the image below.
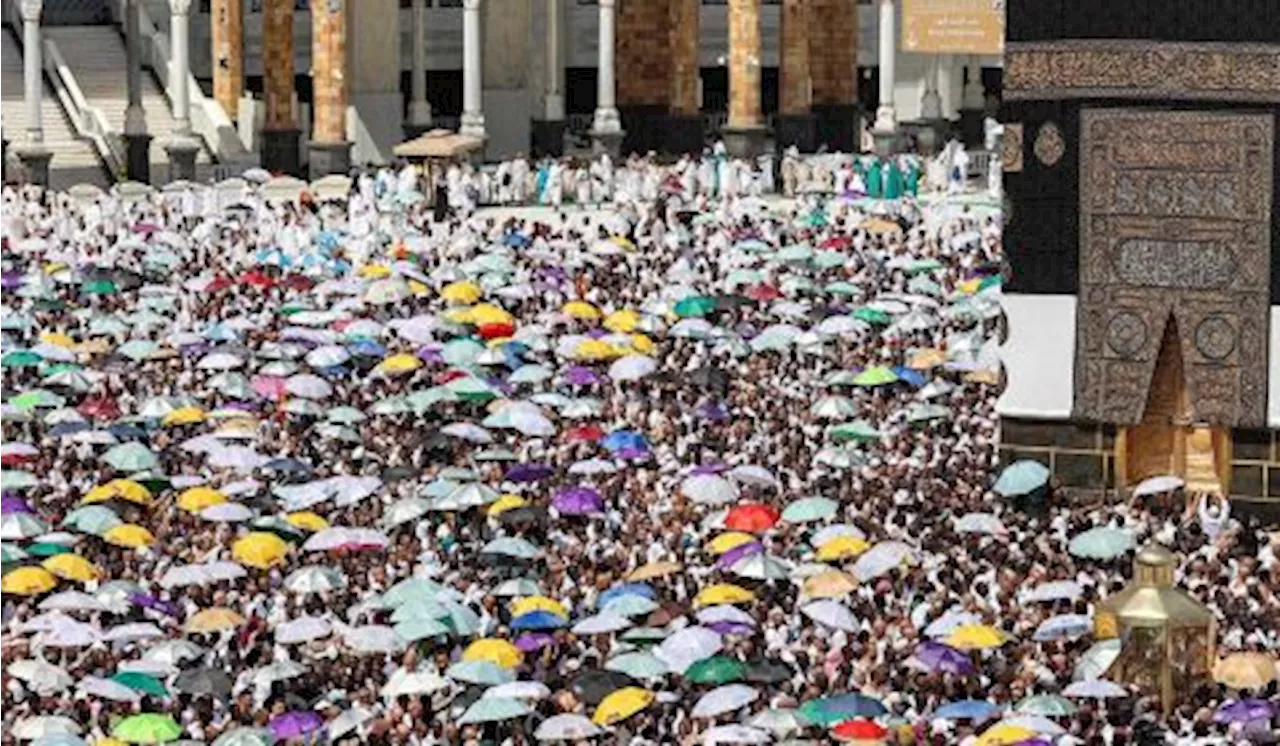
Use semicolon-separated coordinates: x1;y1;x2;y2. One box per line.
211;0;243;119
460;0;485;140
872;0;898;154
480;0;530;160
165;0;199;181
776;0;813;153
261;0;299;175
809;0;858;152
532;0;565;156
616;0;670;155
589;0;623;157
405;0;432;137
309;0;352;178
960;54;985;146
14;0;51;186
667;0;702;154
724;0;764;158
346;0;402;164
124;0;151;183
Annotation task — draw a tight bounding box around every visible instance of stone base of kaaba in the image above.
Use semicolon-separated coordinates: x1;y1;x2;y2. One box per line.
618;105;668;156
664;114;704;156
308;140;352;181
723;126;767;159
530;120;566;158
262;128;301;177
812;104;860;153
774;114;816;154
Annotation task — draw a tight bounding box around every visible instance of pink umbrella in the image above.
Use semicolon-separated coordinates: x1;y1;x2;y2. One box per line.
251;375;287;401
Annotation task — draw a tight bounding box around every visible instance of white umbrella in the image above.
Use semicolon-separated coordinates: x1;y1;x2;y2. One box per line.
534;713;603;741
608;355;657;381
381;667;448;698
749;708;804;736
691;684;760;718
6;660;73;695
144;639;206;665
457;697;532;724
801;600;858;632
327;706;375;739
103;622;165;644
1133;474;1184;496
1027;580;1084;603
276;616;333;644
732;553;793;581
954;512;1005;534
482;681;552;701
37;618;102;648
196;351;244;370
1073;639;1122;682
343;624;406;654
13;716;81;740
655;626;723;674
76;676;142;703
924;610;982;638
702;724;773;745
1033;613;1093;642
199;502;255;522
726;465;778;488
285;373;333;399
568;458;617;475
252;659;307;686
1063;679;1128;699
284;566;347;595
811;523;865;545
38;590;107;613
681;474;739;506
571;613;633;635
441;422;494;444
852;540;918;582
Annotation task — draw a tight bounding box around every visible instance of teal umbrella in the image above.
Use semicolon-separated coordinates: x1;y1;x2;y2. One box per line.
445;376;497;401
442;338;485;367
111;671;169;698
905;258;943;275
1;350;42;368
825;281;860;297
781;497;839;524
674;296;717;318
812;251;849;270
380;577;451;608
605;651;669;680
101;443;159;472
446;660;515;686
1;470;39;490
827;421;881;444
686;656;747;685
852;307;891;325
393;617;451;642
853;366;898;387
1015;693;1077;717
776;244;814;263
457;697;531;724
25;542;72;558
1068;527;1134;560
993;460;1051;497
62;506;123;536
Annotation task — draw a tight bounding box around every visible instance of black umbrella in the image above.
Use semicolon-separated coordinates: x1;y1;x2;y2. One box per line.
572;670;635;705
173;668;233;698
497;506;546;529
744;659;791;684
714;294;754;312
689;366;730;394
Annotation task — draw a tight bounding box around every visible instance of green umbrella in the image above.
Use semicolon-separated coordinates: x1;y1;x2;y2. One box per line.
905;258;942;275
63;505;123;536
605;651;669;680
101;443;159;472
825;281;860;297
1;350;42;368
116;340;159;362
393;617;451;642
442;338;485;367
1015;693;1077;717
24;542;72;558
852;366;898;387
111;713;183;743
686;655;747;685
852;307;891;324
1;470;39;490
674;296;717;318
993;460;1051;497
82;279;118;295
10;389;65;409
1;543;30;563
781;497;839;524
445;376;497;401
111;671;169;698
1068;527;1134;560
827;421;882;444
457;696;532;724
212;727;274;746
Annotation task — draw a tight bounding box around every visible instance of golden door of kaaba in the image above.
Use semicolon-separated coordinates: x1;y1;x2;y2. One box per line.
1072;110;1274;492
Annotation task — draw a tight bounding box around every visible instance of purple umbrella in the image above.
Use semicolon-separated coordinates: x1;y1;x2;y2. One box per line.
716;542;763;569
698;402;729;422
691;462;729;475
562;366;601;386
912;641;975;676
1;495;32;514
0;271;22;290
553;487;603;516
614;446;650;462
514;632;556;653
417;345;444;365
505;463;554;483
705;621;755;636
584;328;608;339
1214;699;1274;723
269;710;325;739
129;592;178;617
1013;740;1054;746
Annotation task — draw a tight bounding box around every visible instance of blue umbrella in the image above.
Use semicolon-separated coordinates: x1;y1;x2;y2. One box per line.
598;583;655;609
348;340;387;358
511;611;567;631
935;699;1001;721
891;366;927;387
798;693;887;724
503;233;530;248
601;430;648;453
994;460;1051;497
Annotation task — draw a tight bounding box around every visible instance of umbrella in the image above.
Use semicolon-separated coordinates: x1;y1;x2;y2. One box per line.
1062;679;1128;698
1015;694;1076;717
851;540;917;581
1027;580;1083;603
231;532;289;569
682;474;740;506
1133;474;1184;496
63;504;123;535
798;693;887;725
173;668;233;698
691;683;759;718
686;656;748;685
1212;652;1277;690
111;714;183;744
606;652;670;681
910;641;976;676
446;660;515;686
457;697;532;724
77;676;143;703
994;460;1050;497
831;719;888;742
592;686;654;725
656;626;723;673
1068;527;1134;559
275;616;332;644
802;600;859;632
110;671;168;698
534;714;603;741
935;699;1001;720
184;607;246;634
724;503;780;533
267;711;324;740
947;624;1011;651
1214;699;1275;724
463;638;524;669
2;567;58;595
781;496;838;523
14;717;81;741
211;729;274;746
1073;638;1121;681
749;709;804;736
1033;613;1092;642
8;660;73;694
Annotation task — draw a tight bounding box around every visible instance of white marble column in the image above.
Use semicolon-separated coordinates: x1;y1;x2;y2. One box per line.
873;0;896;134
460;0;485;138
590;0;621;136
21;0;43;145
169;0;192;136
124;0;151;182
408;0;431;127
920;54;941;120
544;0;562;121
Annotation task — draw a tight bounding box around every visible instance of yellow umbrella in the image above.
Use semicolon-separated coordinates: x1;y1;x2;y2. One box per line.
376;353;422;376
214;419;258;438
573;339;619;361
603;310;640;333
609;236;636;252
443;307;475;325
103;524;155;549
593;687;654;726
956;278;983;295
946;624;1011;651
161;406;207;427
815;536;871;562
1;567;58;595
964;370;1000;385
563;301;601;320
463;638;524;669
907;348;947;370
1212;652;1277;690
708;532;757;555
441;280;482;305
185;607;247;634
358;264;391;279
470;304;515;326
42;553;101;582
232;532;290;569
285;511;329;532
487;494;527;517
976;723;1037;746
694;583;757;608
803;569;858;599
83;479;152;505
627;561;682;582
96;739;127;746
510;595;568;619
40;331;76;348
628;334;656;356
177;487;227;513
408;279;430;297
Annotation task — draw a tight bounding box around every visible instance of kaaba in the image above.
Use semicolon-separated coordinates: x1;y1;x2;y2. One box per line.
997;1;1280;517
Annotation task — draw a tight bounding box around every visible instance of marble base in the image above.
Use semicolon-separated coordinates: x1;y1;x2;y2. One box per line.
589;129;624;160
262;128;301;177
664;114;704;156
872;128;900;158
165;137;200;183
531;119;566;158
774;114;816;154
308;140;353;181
13;144;51;187
723;126;767;159
124;134;152;184
913;119;950;155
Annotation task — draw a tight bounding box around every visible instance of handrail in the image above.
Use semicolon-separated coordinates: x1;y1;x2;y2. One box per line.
108;0;257;172
43;37;125;177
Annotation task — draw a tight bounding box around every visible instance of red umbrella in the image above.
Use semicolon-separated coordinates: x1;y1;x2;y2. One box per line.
435;369;471;385
747;284;782;302
239;270;276;289
563;425;604;444
206;275;234;293
832;718;887;741
78;395;121;421
477;322;515;340
821;236;852;250
281;275;314;291
724;503;780;533
0;453;35;467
